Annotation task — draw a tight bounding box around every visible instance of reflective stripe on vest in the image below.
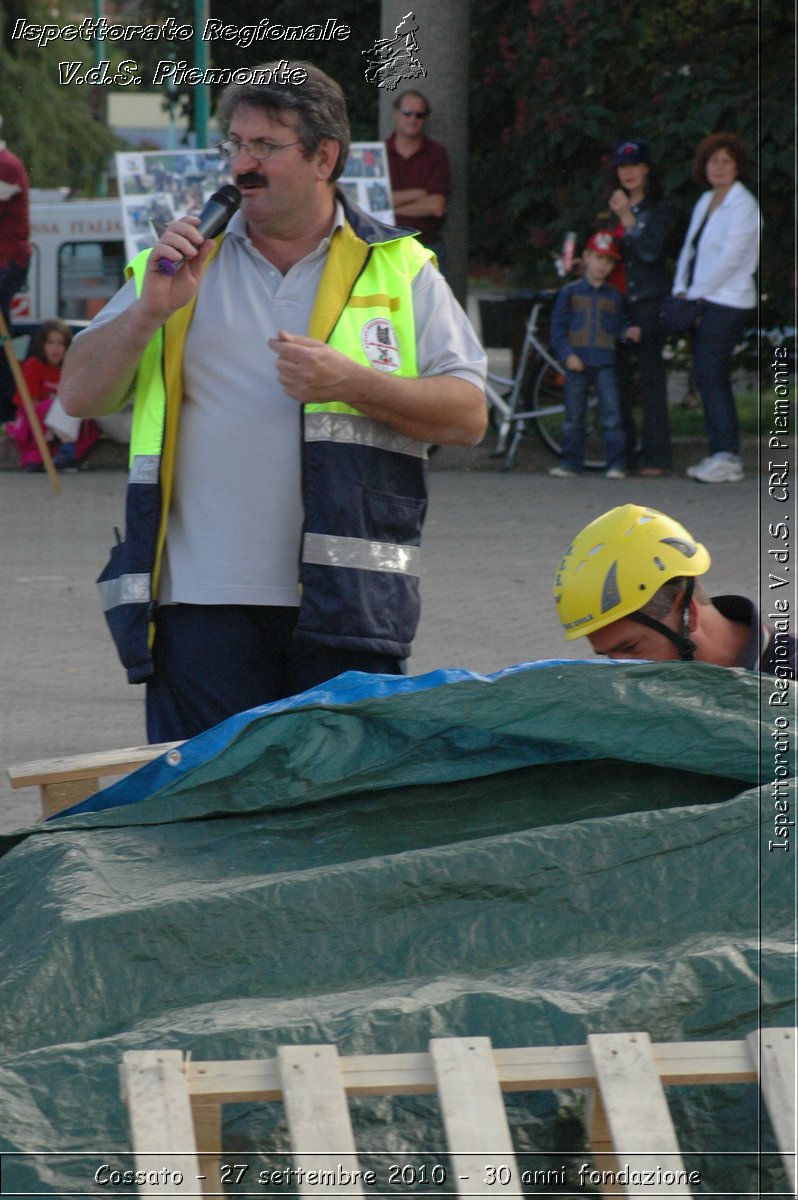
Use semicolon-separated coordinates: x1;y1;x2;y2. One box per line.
98;573;151;611
303;532;421;576
129;454;161;484
303;410;428;459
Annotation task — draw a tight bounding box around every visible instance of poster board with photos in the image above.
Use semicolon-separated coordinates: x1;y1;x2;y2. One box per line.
115;143;394;262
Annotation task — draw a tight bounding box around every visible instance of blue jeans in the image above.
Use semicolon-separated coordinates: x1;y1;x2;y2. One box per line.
691;301;752;456
560;364;626;471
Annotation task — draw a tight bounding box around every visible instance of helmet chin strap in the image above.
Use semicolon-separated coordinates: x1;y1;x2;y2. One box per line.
628;577;697;660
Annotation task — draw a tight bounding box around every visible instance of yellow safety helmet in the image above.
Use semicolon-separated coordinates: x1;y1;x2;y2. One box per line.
553;505;711;641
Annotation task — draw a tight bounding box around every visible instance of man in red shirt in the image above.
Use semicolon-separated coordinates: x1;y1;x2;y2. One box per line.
386;89;451;273
0;113;31;420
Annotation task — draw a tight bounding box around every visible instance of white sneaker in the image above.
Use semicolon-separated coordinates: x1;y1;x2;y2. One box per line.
689;452;744;483
605;468;626;480
685;455;714;479
549;465;579;478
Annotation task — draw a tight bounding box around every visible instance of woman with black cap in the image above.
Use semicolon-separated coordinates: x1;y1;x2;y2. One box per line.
604;138;675;477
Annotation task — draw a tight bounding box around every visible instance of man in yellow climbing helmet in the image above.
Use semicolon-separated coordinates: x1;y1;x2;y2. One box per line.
552;504;794;674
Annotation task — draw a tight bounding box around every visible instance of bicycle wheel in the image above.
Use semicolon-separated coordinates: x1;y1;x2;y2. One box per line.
532;362;607;470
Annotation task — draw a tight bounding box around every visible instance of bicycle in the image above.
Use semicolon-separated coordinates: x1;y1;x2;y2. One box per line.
484;289;608;471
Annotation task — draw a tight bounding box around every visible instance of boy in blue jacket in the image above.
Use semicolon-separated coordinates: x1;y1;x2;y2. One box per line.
549;231;640;478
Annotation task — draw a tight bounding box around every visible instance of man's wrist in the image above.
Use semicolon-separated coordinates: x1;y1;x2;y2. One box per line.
127;297;170;343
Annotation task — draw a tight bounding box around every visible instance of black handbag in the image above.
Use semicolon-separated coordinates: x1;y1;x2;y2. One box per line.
660;295;702;334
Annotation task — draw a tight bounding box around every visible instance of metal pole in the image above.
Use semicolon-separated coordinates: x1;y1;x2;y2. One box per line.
194;0;210;148
93;0;109;192
94;0;103;70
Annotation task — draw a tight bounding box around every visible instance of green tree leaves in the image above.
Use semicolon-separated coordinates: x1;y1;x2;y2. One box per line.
469;0;791;323
0;2;120;194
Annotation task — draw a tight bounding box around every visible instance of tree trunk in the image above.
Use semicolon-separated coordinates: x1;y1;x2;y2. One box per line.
378;1;471;306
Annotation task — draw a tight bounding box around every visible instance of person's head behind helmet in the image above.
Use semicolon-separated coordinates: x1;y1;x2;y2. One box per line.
553;505;711;641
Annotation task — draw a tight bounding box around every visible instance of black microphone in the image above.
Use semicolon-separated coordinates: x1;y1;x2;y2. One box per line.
155;184;241;276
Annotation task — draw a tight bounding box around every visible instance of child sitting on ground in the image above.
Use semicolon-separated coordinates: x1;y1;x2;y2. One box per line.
5;319;98;472
548;231;640;479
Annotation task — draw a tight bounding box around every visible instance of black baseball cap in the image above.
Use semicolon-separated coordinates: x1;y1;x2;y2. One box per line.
612;139;651;166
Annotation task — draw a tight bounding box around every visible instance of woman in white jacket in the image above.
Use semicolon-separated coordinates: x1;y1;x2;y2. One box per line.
672;133;760;484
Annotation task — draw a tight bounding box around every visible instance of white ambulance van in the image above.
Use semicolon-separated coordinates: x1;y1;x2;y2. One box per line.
12;188;126;337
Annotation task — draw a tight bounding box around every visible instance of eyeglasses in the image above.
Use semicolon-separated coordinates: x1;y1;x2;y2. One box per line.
216;138;301;160
399;109;429;119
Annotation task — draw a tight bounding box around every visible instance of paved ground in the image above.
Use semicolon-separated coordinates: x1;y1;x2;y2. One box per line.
1;428;761;833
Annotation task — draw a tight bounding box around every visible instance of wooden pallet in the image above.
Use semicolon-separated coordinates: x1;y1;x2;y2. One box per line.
119;1028;796;1198
7;740;182;819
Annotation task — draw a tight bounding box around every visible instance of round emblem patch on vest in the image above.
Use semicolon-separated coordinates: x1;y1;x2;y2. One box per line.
361;317;401;373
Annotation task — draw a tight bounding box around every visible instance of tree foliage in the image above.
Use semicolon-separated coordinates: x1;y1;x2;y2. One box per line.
0;1;121;194
128;0;379;144
1;0;792;321
468;0;793;323
0;0;378;191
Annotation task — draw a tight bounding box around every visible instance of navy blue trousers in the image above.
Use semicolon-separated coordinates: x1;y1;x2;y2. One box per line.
691;301;751;456
146;603;404;743
615;297;672;470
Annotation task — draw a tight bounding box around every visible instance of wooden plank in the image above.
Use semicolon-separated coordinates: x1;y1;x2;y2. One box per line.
41;777;98;819
430;1037;521;1197
585;1090;624;1198
747;1027;797;1192
8;741;183;789
0;308;60;493
649;1039;756;1087
119;1050;201;1197
119;1036;765;1200
588;1032;693;1198
190;1100;222;1198
278;1044;364;1196
186;1040;756;1104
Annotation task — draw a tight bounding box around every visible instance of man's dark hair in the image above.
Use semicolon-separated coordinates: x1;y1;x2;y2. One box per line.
217;62;350;181
640;577;710;620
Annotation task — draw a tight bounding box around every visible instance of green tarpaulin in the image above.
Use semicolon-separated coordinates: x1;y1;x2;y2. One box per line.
0;661;793;1194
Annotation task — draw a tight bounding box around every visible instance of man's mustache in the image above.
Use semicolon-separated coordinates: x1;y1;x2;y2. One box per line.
236;171;269;188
